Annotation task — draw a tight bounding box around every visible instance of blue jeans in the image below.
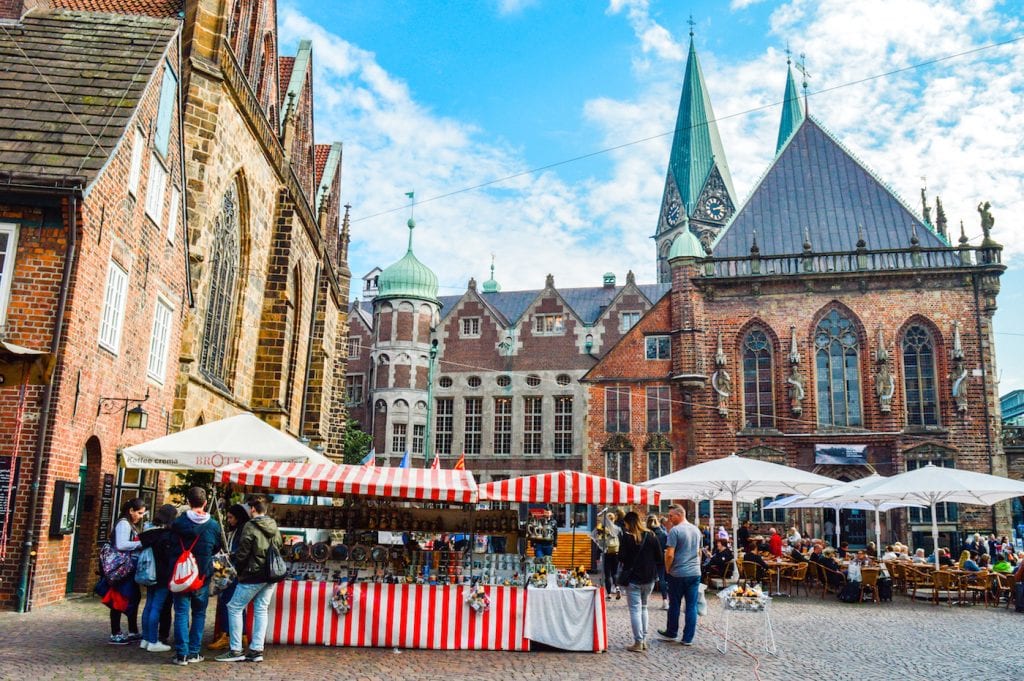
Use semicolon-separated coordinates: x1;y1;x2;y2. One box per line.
665;574;700;643
626;581;655;643
228;582;275;653
173;584;210;657
533;542;553;558
142;585;170;644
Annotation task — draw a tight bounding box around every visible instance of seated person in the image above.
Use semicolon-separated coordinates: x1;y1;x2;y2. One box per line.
958;550;980;572
788;547;808;564
881;545;899;561
818;549;844;586
976;554;991;570
705;539;734;577
992;554;1013;574
939;549;955;568
836;541;851;559
911;548;929;563
743;541;770;579
808;544;825;564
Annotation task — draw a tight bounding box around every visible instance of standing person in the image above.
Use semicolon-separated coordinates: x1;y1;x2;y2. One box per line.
737;520;751;549
139;504;179;652
97;498;147;645
646;514;668;608
618;512;662;652
593;511;622;600
170;487;222;666
209;504;250;650
657;505;702;646
530;508;558;559
216;497;283;663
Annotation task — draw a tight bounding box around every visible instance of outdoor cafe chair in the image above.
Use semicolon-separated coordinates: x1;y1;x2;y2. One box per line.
886;561;905;594
741;560;768;590
931;570;959;606
994;573;1014;609
785;561;809;597
905;565;934;602
817;564;847;599
963;570;993;606
859;567;881;603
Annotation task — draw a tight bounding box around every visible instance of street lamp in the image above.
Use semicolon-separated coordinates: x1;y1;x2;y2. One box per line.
423;338;438;467
97;388;150;433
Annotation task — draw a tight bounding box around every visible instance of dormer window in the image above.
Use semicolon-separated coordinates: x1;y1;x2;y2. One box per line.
534;314;564;335
620;311;641;332
461;317;480;338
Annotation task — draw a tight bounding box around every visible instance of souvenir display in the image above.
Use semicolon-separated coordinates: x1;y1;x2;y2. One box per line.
719;584;770;611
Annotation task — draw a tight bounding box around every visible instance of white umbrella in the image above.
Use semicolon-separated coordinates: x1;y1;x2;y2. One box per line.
122;412;332;471
860;464;1024;570
642;454;836;578
767;478;923;557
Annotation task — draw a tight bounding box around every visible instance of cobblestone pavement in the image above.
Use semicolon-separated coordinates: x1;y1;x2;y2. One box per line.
0;591;1019;681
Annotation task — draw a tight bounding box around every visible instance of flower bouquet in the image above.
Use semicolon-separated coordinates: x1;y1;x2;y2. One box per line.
331;579;352;616
718;584;770;611
465;583;491;613
530;566;549;588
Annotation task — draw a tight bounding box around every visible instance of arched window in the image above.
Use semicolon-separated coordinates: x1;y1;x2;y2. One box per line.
199;183;241;387
742;329;774;428
814;309;861;427
903;325;939;426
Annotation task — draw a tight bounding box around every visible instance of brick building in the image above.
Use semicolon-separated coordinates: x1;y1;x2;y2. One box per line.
0;5;185;609
584;44;1010;549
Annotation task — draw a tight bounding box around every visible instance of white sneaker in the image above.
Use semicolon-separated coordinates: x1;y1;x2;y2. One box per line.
147;642;171;653
140;640;149;650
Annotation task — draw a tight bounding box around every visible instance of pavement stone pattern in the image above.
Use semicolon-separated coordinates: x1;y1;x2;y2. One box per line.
0;590;1018;681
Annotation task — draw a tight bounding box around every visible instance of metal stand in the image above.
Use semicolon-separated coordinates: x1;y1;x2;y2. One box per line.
716;600;778;656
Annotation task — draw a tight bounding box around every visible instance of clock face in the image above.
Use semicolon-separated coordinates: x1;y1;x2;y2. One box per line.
666;200;681;226
705;196;726;221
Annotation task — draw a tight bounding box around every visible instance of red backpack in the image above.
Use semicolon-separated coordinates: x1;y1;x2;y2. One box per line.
169;536;204;593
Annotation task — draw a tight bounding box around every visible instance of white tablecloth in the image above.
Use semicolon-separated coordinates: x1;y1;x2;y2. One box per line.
524;586;601;651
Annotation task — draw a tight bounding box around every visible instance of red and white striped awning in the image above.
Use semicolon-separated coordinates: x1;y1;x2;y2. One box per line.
478;470;659;506
217;460;478;504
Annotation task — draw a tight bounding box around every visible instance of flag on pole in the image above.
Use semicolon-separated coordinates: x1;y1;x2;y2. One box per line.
453;453;465;470
405;191;414;199
398;451;410;469
360;448;375;466
430;454;440;470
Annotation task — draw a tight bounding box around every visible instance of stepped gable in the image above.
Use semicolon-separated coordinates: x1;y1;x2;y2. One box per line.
713;115;946;259
0;10;178;184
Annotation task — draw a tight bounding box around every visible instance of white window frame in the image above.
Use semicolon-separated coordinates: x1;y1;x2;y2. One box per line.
147;297;173;383
347;338;360;359
461;316;480;338
534;313;564;335
0;222;19;327
127;128;145;196
620;311;641;332
98;261;129;353
166;186;180;243
144;153;167;225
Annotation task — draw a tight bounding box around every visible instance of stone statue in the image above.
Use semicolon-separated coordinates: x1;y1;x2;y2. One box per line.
921;188;931;224
712;369;732;417
875;362;895;413
977;201;994;240
787;364;805;415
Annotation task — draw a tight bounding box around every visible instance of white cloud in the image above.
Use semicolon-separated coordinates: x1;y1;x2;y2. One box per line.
496;0;537;16
730;0;769;9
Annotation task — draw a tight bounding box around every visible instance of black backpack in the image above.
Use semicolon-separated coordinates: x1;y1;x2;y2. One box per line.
837;581;861;603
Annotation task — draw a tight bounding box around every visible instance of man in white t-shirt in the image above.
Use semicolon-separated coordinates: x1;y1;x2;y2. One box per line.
656;505;702;646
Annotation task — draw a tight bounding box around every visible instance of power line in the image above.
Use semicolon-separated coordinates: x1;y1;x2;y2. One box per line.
350;34;1024;224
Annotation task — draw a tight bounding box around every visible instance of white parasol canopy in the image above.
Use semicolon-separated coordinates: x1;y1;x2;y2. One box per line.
859;464;1024;569
121;413;332;471
642;454;836;576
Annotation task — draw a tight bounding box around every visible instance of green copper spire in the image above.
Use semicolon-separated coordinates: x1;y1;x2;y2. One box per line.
482;254;501;293
776;57;804;154
667;34;735;214
376;217;439;303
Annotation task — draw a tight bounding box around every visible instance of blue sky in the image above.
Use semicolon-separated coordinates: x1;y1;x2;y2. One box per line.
281;0;1024;391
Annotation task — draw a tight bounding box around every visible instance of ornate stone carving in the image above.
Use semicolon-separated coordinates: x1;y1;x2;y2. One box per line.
951;321;968;413
977;201;994;240
710;331;731;417
874;327;895;413
786;325;804;415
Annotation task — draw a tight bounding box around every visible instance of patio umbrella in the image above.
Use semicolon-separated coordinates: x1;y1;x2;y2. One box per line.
859;464;1024;570
642;454;835;578
767;478;924;557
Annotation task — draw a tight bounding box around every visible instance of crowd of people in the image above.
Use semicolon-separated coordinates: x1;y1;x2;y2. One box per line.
94;487;283;666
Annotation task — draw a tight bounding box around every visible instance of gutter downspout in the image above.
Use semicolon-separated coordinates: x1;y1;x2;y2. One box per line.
16;186;80;612
299;263;320;441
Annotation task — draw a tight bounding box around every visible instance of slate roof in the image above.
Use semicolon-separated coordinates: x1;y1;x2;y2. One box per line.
50;0;182;17
437;283;671;324
713;115;948;259
0;10;179;185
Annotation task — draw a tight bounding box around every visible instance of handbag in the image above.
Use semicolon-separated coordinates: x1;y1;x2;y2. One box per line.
100;542;133;584
697;583;708;616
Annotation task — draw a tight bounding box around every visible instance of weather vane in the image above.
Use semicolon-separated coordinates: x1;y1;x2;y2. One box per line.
405;190;415;219
687;14;695;37
785;42;791;65
795;52;811;91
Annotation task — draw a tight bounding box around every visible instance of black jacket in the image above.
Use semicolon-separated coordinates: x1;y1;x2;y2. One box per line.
619;531;662;585
140;526;177;587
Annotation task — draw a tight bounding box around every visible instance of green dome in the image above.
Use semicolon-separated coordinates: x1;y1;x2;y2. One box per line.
377;219;439;302
669;230;706;260
482;258;501;293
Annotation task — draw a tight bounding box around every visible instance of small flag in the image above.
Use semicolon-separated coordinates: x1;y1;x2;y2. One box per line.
453;453;465;470
430;454;440;470
398;451;410;469
360;448;375;466
405;191;414;199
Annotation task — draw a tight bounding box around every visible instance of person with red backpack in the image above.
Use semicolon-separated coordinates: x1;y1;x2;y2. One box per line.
169;487;222;666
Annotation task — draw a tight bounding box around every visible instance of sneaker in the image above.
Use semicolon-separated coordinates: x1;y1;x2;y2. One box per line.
626;642;644;652
656;629;678;641
139;640;149;650
170;656;189;666
147;642;171;653
681;640;694;647
208;632;230;651
108;633;130;645
245;649;264;663
661;601;669;610
215;650;246;663
126;633;142;642
186;654;204;664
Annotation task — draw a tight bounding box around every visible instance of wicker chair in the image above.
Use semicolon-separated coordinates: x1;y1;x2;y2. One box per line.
817;564;847;599
741;560;768;590
785;562;809;597
886;561;906;595
963;571;993;606
930;570;958;606
904;565;934;602
859;567;881;603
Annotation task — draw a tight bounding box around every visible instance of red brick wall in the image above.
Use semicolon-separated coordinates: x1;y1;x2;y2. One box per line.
0;0;23;20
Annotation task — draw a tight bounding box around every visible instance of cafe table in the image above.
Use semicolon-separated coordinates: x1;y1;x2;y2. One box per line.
765;559;798;597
